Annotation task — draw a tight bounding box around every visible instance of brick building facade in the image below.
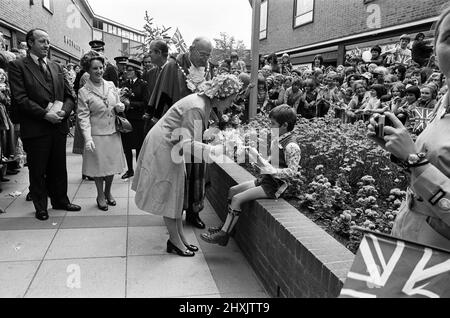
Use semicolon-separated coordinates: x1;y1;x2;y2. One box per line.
258;0;448;67
0;0;145;64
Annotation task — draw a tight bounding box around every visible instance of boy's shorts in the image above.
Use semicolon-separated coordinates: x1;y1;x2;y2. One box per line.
254;175;285;199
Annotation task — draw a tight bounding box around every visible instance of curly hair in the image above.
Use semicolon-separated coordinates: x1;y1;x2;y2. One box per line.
80;50;104;72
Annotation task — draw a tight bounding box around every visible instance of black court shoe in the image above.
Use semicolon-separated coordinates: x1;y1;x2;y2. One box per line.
96;198;108;212
167;240;195;257
104;193;117;206
184;243;199;252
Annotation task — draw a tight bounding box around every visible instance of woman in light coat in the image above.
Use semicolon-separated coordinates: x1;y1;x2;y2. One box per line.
132;74;242;257
77;52;126;211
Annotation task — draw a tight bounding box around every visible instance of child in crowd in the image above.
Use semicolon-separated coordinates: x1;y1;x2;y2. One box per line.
257;76;268;114
280;53;293;76
284;78;303;114
418;83;438;109
300;78;318;119
388;82;406;114
201;105;301;247
397;85;421;132
437;85;448;101
316;72;342;117
363;84;386;114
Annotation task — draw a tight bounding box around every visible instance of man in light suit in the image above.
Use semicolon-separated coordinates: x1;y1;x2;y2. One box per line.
8;29;81;221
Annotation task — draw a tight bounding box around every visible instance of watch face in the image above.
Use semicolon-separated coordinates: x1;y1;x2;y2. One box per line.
408;154;419;165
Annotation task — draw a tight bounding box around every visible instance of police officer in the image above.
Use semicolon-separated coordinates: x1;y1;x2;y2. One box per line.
114;56;128;88
120;59;148;179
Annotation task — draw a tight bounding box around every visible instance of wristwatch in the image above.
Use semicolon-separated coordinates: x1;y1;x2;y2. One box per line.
407;152;427;166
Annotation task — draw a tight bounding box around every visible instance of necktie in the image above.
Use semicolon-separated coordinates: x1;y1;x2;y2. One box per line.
38;58;50;81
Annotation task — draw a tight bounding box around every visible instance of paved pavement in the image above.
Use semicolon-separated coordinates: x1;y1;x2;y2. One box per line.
0;137;269;298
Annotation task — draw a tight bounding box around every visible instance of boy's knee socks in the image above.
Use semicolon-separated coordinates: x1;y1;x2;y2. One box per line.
222;207;241;234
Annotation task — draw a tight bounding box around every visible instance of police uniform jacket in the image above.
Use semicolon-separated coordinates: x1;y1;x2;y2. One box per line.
392;93;450;251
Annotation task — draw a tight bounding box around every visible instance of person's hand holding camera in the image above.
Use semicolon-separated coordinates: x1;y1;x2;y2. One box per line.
368;112;417;161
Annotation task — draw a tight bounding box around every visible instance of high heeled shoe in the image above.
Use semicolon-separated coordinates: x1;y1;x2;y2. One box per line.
166;240;195;257
96;198;108;211
184;243;199;252
104;193;116;206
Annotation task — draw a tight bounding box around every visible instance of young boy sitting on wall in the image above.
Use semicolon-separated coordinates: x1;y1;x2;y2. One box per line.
201;105;302;247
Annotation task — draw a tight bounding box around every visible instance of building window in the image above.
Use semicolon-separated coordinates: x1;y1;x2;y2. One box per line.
293;0;314;28
122;38;130;55
103;23;108;32
42;0;54;14
93;19;103;30
260;0;268;40
93;30;103;41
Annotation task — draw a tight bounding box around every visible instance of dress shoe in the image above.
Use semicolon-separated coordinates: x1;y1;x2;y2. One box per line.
184;243;199;252
104;193;116;206
208;224;224;234
186;213;205;229
52;203;81;212
166;240;195;257
96;198;108;211
35;210;49;221
208;223;236;237
121;171;134;179
26;193;32;202
200;231;230;247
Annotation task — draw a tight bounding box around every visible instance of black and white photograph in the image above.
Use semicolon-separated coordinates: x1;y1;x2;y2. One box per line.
0;0;449;302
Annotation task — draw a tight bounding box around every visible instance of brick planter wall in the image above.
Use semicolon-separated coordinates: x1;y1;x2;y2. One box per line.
206;158;355;298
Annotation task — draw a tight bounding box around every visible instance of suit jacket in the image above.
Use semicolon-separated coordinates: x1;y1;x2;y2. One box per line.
77;79;123;141
8;55;75;139
123;78;148;121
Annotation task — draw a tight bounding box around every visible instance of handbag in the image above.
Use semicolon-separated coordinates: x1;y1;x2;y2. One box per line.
114;110;133;134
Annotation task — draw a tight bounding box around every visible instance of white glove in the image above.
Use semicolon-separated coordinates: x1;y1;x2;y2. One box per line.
85;140;96;152
114;103;125;113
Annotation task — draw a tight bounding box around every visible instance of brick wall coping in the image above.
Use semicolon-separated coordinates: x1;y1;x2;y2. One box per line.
208;157;356;297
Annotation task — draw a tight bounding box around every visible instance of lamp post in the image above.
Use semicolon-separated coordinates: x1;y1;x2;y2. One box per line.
249;0;261;120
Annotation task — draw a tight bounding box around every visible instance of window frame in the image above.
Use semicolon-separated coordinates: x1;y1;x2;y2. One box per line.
259;0;268;40
42;0;54;14
293;0;315;29
93;29;103;41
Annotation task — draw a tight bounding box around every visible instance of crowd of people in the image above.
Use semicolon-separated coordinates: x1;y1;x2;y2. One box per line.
0;7;449;256
246;33;445;138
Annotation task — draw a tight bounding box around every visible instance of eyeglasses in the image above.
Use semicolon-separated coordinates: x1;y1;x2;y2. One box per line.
126;69;135;72
193;47;211;59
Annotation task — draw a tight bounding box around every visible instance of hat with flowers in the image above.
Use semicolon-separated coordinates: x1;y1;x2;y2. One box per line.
199;74;243;99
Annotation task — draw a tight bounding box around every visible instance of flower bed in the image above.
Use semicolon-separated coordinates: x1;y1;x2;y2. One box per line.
220;114;409;254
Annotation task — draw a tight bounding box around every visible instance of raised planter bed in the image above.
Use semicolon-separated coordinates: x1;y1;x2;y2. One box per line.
206;157;355;298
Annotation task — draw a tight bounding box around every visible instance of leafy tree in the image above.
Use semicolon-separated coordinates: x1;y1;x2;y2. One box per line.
126;11;172;59
212;32;248;63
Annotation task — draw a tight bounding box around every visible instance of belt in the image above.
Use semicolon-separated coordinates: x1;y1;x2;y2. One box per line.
407;189;450;240
406;189;434;218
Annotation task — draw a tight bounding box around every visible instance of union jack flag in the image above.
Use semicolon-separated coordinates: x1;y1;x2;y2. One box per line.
171;28;188;54
412;107;435;134
339;229;450;298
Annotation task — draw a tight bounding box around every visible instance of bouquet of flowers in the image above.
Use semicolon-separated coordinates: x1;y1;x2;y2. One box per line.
119;87;134;99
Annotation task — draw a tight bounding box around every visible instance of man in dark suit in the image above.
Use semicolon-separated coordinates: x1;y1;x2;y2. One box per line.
120;59;148;179
8;29;81;221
